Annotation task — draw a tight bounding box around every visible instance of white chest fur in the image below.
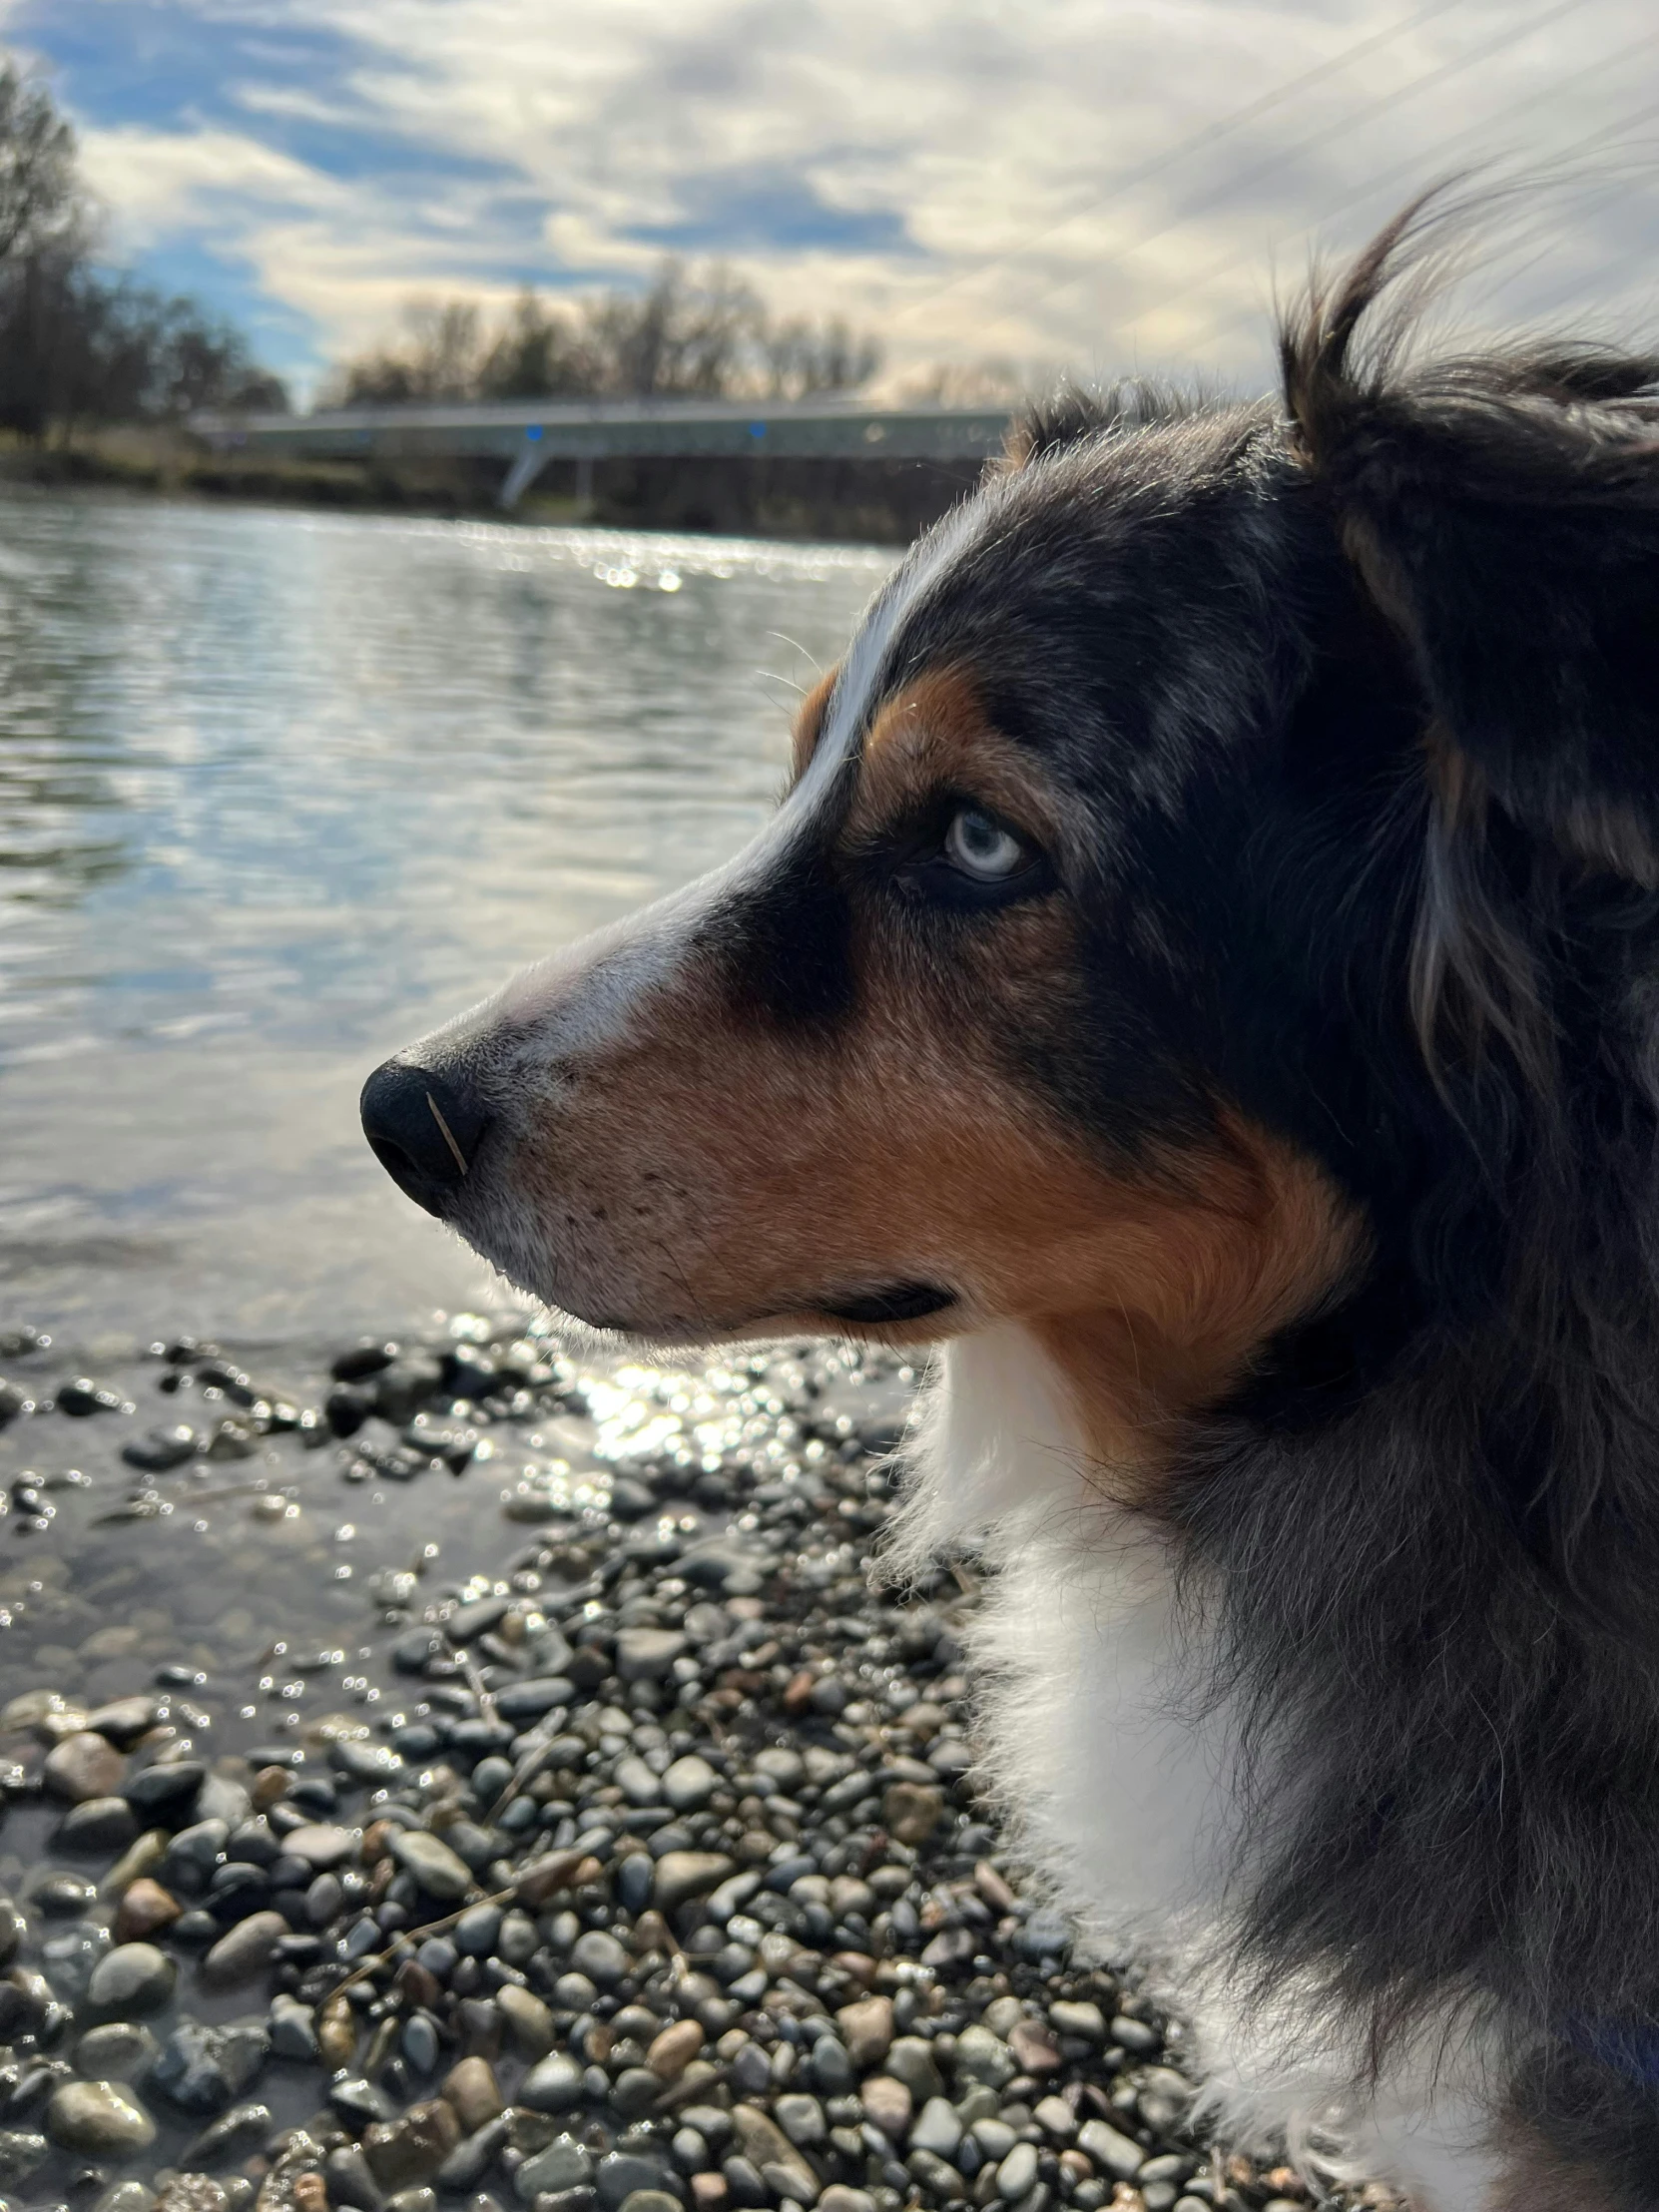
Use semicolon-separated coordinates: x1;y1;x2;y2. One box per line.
890;1325;1504;2212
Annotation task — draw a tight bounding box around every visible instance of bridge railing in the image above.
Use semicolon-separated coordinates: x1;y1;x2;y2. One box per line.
189;395;1017;507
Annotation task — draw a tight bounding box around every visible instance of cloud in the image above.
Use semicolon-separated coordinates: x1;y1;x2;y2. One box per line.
7;0;1659;398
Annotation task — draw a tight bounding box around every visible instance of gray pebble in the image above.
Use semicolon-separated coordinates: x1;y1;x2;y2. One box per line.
1075;2120;1144;2183
0;2129;48;2187
513;2137;593;2201
88;1941;177;2015
569;1930;628;1986
269;1995;319;2061
997;2143;1038;2201
519;2053;584;2113
454;1904;503;1956
908;2098;962;2160
76;2022;161;2083
47;2079;157;2155
390;1830;473;1901
202;1910;286;1988
60;1796;140;1853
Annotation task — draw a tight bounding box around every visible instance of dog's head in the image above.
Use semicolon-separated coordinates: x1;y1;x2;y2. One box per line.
363;199;1659;1473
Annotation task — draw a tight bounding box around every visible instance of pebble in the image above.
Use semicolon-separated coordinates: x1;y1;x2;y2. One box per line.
858;2076;911;2139
126;1761;206;1819
953;2024;1016;2089
47;2080;158;2155
835;1996;892;2069
114;1877;182;1941
1076;2119;1146;2183
662;1754;718;1811
390;1831;473;1901
909;2098;963;2159
0;2129;48;2187
653;1851;735;1914
519;2053;584;2112
442;2057;503;2133
280;1821;358;1870
153;2018;270;2114
269;1994;320;2060
729;2107;820;2203
882;2037;942;2102
362;2099;462;2189
77;2022;162;2082
45;1731;128;1802
495;1981;555;2056
202;1911;287;1987
62;1794;141;1851
569;1929;628;1985
997;2143;1039;2201
615;1628;688;1681
87;1941;177;2014
647;2018;706;2079
514;2136;593;2201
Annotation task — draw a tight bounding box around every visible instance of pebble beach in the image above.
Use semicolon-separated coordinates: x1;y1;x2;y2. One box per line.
0;1312;1385;2212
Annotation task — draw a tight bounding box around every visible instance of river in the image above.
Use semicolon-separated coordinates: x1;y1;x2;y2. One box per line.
0;494;893;1350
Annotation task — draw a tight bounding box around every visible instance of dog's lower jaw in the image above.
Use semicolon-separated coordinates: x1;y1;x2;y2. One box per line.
895;1324;1509;2212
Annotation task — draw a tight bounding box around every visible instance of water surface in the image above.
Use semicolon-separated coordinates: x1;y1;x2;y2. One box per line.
0;496;892;1347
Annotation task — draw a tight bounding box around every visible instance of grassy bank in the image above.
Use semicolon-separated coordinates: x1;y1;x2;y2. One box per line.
0;429;979;543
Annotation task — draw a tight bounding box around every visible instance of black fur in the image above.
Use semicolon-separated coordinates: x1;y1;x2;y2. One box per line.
869;197;1659;2199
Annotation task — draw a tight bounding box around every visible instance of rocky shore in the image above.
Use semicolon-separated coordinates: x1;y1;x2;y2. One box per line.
0;1317;1382;2212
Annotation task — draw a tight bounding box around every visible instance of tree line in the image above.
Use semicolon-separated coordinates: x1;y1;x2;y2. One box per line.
324;265;885;408
0;64;288;440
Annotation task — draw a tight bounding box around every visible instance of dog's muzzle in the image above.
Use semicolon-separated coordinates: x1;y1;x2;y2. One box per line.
360;1058;491;1217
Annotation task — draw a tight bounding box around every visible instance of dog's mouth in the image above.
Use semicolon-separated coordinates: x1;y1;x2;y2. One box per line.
816;1281;958;1327
582;1280;959;1339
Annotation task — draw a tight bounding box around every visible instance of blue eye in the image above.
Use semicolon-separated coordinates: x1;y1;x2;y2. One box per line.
943;808;1027;880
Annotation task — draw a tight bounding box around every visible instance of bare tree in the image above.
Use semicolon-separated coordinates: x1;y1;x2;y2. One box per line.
0;62;82;268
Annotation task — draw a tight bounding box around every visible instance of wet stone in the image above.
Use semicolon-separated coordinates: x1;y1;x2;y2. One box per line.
153;2018;271;2114
62;1795;141;1852
48;2080;158;2156
514;2136;594;2201
442;2057;503;2134
496;1982;554;2057
269;1994;319;2060
363;2100;463;2189
0;2129;48;2187
519;2054;584;2113
569;1930;628;1985
614;1630;688;1682
661;1756;717;1813
87;1940;177;2014
279;1822;357;1871
390;1831;473;1901
653;1853;735;1916
114;1876;182;1942
46;1731;128;1803
127;1762;206;1820
76;2022;162;2083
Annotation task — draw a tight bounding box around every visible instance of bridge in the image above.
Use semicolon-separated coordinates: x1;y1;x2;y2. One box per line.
190;395;1016;509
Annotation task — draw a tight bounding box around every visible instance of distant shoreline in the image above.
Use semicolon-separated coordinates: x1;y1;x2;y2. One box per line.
0;433;973;545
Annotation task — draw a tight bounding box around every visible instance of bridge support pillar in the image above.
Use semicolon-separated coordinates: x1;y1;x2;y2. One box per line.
497;431;551;510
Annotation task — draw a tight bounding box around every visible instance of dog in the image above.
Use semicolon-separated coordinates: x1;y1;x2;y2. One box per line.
361;195;1659;2209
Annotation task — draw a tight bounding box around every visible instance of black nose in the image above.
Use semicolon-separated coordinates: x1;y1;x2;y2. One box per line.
360;1060;491;1216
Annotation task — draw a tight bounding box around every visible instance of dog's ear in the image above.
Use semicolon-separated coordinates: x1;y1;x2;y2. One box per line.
1284;201;1659;882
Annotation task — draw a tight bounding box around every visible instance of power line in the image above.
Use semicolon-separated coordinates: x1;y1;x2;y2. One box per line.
965;0;1592;350
884;0;1478;329
1110;33;1659;362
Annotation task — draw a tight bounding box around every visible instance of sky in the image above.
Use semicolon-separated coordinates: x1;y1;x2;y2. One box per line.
5;0;1659;404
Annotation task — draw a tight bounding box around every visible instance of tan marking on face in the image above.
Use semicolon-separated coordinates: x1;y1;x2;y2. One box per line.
790;667;838;785
485;661;1362;1489
848;667;1066;855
